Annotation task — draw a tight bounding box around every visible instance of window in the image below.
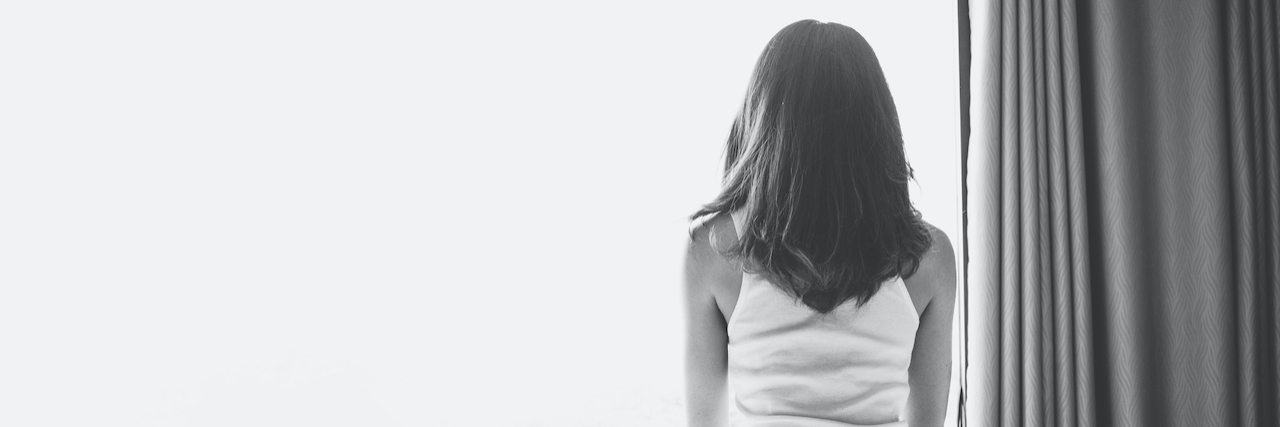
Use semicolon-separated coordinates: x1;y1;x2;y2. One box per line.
2;2;960;426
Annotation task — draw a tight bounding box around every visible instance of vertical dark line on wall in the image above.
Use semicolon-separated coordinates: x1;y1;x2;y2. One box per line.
957;0;972;425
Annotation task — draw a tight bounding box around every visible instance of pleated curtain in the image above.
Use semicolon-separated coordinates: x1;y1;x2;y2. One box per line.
963;0;1280;426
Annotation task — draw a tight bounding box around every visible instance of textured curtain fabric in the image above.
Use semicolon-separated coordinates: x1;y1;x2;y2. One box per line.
965;0;1280;426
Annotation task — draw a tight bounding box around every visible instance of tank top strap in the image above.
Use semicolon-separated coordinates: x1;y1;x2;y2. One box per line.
725;208;750;335
729;209;746;238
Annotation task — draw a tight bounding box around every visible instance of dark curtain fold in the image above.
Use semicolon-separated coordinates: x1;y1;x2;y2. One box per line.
957;0;972;424
964;0;1280;426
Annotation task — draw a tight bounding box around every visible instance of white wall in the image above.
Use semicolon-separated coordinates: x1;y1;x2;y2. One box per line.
0;1;959;426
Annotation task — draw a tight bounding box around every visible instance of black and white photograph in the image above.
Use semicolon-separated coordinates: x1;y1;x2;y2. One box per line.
1;1;1276;426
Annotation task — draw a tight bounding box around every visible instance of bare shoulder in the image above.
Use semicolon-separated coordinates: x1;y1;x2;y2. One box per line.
683;212;742;317
904;222;957;311
921;223;956;276
686;212;740;257
684;212;741;282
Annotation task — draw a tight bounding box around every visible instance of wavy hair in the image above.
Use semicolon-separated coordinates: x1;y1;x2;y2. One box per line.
690;19;932;314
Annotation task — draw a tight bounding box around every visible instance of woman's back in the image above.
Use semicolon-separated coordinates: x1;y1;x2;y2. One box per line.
683;19;955;427
723;210;918;427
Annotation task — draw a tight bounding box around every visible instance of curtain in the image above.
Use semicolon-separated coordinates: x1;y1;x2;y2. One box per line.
964;0;1280;426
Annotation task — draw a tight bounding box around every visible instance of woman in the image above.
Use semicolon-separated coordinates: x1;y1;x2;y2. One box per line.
683;20;956;427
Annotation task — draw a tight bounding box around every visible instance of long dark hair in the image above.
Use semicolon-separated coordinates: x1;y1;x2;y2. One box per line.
690;19;932;314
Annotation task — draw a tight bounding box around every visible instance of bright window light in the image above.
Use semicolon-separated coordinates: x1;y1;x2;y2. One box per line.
0;1;959;426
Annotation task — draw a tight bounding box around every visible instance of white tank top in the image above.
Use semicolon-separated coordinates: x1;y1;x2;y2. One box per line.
727;210;919;427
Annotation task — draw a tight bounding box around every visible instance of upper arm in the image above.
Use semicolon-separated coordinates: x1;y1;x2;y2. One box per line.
682;220;731;427
914;225;957;315
904;225;957;427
